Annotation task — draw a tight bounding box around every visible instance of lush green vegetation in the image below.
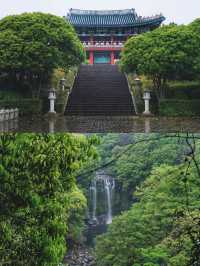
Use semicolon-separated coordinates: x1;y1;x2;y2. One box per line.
0;98;42;115
121;21;200;101
1;133;200;266
50;67;78;114
96;164;200;266
159;99;200;117
0;13;84;98
95;134;200;266
94;134;185;206
166;81;200;99
0;134;98;266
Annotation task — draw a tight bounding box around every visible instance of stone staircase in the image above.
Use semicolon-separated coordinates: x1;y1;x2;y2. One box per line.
65;64;136;116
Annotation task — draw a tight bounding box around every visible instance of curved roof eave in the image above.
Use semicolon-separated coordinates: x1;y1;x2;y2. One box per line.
71;17;166;28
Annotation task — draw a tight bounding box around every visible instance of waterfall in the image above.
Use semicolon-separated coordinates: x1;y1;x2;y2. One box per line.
90;179;97;222
104;178;115;224
90;172;115;225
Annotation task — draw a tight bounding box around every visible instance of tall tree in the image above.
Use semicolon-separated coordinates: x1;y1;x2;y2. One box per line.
121;24;200;100
0;13;85;96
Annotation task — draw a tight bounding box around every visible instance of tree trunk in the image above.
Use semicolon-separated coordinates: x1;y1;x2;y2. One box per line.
153;76;167;101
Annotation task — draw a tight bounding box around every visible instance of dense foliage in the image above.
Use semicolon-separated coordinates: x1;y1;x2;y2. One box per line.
0;134;98;266
96;163;200;266
0;13;84;96
121;23;200;99
159;99;200;117
95;136;200;266
95;134;185;206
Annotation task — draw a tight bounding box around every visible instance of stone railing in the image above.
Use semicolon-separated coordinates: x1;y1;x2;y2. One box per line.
0;108;19;122
83;41;124;48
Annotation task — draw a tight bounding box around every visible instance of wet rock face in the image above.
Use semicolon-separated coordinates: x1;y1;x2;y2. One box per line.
64;246;96;266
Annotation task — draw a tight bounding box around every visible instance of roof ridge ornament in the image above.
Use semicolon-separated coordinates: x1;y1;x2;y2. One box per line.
66;8;166;27
69;8;136;15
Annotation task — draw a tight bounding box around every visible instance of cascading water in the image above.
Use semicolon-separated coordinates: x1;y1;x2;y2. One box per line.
104;177;115;224
90;172;115;225
90;179;97;222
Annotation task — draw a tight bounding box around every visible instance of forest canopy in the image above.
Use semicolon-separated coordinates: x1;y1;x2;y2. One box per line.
95;134;200;266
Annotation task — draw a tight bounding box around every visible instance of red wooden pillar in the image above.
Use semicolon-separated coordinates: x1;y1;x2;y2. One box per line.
111;51;115;65
89;51;94;65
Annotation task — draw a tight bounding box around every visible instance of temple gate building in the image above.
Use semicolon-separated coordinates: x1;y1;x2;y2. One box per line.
66;9;165;65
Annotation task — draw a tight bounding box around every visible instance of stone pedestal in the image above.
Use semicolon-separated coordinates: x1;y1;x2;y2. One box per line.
144;118;151;133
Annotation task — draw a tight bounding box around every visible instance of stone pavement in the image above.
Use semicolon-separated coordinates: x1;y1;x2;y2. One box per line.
5;115;200;133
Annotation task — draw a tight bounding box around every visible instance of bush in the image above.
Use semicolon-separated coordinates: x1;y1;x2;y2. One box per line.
159;99;200;116
0;99;42;115
167;81;200;99
0;90;23;100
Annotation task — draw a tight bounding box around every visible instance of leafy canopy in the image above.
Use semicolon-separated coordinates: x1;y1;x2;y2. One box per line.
95;159;200;266
121;24;200;99
0;134;98;266
0;13;85;94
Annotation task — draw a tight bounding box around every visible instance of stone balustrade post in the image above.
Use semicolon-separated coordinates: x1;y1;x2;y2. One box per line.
0;109;4;122
0;108;19;126
5;110;9;121
10;109;14;120
14;108;19;119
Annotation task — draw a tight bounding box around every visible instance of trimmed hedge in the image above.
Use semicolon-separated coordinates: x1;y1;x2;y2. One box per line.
159;99;200;117
0;99;42;115
167;81;200;99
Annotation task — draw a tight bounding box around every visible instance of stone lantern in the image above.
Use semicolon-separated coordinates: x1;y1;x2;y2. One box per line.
60;78;66;91
143;90;151;115
48;88;56;113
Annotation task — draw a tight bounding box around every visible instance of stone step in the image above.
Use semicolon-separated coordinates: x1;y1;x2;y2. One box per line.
65;64;136;116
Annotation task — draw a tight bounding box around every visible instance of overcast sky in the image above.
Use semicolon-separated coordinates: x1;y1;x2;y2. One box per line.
0;0;199;24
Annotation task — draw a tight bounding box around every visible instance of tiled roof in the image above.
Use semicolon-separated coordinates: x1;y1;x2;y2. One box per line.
66;9;165;28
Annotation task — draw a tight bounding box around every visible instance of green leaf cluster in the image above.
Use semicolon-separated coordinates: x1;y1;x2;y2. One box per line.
0;134;98;266
95;134;185;204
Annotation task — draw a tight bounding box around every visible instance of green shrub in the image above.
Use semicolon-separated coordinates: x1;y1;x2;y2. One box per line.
0;90;23;100
159;99;200;116
167;81;200;99
0;99;42;115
